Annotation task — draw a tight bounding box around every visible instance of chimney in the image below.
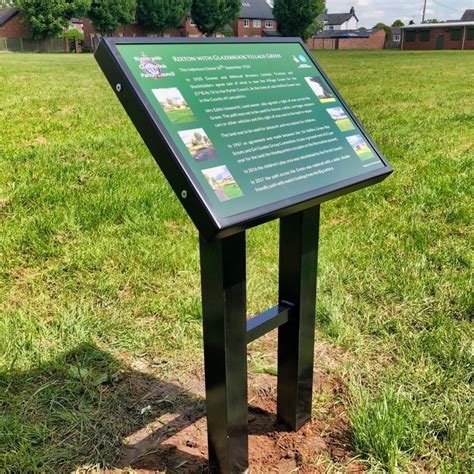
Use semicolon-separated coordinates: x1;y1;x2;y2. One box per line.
350;6;355;15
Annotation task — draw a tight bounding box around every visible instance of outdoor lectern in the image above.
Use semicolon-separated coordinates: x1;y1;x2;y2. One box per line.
95;37;392;473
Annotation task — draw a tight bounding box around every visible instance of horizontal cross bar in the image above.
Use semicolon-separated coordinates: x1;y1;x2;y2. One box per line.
246;302;293;344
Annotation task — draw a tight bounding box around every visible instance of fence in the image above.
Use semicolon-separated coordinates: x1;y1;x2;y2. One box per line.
0;37;67;53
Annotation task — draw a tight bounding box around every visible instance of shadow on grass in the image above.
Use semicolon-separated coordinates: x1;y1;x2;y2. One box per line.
1;342;208;472
2;343;288;473
0;344;318;473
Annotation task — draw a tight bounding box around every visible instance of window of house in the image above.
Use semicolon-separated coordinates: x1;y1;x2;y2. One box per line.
253;19;261;28
328;25;334;30
243;19;250;28
468;28;474;40
420;30;430;41
405;30;416;42
265;20;273;28
190;19;196;26
393;34;400;41
450;28;462;41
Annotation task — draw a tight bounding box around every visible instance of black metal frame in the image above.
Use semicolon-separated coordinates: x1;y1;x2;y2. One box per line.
95;37;392;240
94;37;393;472
200;206;320;472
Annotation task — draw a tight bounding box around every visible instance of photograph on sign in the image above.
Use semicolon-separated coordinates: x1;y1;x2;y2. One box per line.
96;39;391;235
152;87;196;124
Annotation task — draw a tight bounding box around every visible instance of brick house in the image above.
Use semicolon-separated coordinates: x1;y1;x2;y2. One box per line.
83;16;202;50
401;21;474;51
0;7;70;52
308;29;385;50
0;7;30;39
233;0;278;37
84;0;279;49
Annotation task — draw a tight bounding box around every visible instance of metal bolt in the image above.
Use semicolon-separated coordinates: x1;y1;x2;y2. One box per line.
115;83;122;92
181;190;188;199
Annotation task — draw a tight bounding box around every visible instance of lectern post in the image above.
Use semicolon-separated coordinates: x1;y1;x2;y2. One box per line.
277;206;320;430
200;232;249;473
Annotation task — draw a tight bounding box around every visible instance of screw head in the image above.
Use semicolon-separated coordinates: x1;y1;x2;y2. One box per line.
181;190;188;199
115;83;122;92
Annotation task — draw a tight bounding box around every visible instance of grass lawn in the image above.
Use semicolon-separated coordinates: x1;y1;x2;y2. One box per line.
222;182;244;199
164;107;196;124
0;50;472;472
354;146;375;161
335;118;355;132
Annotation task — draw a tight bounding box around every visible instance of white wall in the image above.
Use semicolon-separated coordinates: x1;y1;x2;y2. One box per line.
343;17;358;30
324;15;358;31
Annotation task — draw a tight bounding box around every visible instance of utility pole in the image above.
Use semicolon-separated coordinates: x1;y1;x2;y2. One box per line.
422;0;427;23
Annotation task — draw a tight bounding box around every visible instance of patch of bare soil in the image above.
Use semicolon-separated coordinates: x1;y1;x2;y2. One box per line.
100;341;363;473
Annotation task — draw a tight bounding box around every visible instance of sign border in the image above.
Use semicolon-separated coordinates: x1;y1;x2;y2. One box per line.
95;37;392;239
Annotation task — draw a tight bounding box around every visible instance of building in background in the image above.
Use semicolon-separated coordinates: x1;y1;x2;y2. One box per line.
233;0;278;37
0;7;29;40
401;21;474;50
83;16;202;50
0;7;68;52
308;28;385;50
459;9;474;22
84;0;279;50
68;18;84;35
385;26;401;49
317;6;358;31
310;5;385;50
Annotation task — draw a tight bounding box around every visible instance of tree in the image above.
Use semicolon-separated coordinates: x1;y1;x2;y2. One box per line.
16;0;90;39
274;0;325;40
137;0;190;34
88;0;136;35
392;19;404;27
191;0;240;36
373;22;393;43
310;17;324;36
423;18;442;24
193;131;203;144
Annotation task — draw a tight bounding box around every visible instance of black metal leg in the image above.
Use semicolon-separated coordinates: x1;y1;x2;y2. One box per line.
200;232;248;473
277;206;320;430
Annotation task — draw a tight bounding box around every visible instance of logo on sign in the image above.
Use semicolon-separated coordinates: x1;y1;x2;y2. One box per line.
292;54;311;69
135;54;175;79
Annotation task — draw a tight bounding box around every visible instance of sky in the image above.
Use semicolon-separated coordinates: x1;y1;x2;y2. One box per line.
325;0;474;27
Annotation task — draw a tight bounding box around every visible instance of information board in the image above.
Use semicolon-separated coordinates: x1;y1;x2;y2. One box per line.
96;38;392;238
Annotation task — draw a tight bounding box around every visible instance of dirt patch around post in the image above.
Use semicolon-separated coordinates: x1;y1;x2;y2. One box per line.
94;340;363;473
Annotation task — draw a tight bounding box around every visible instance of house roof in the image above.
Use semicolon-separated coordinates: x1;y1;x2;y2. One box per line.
461;9;474;21
240;0;274;20
317;9;358;26
402;21;474;29
263;29;282;37
0;7;19;27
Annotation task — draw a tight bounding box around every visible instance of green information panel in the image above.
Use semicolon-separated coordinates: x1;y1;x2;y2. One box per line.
96;38;391;238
